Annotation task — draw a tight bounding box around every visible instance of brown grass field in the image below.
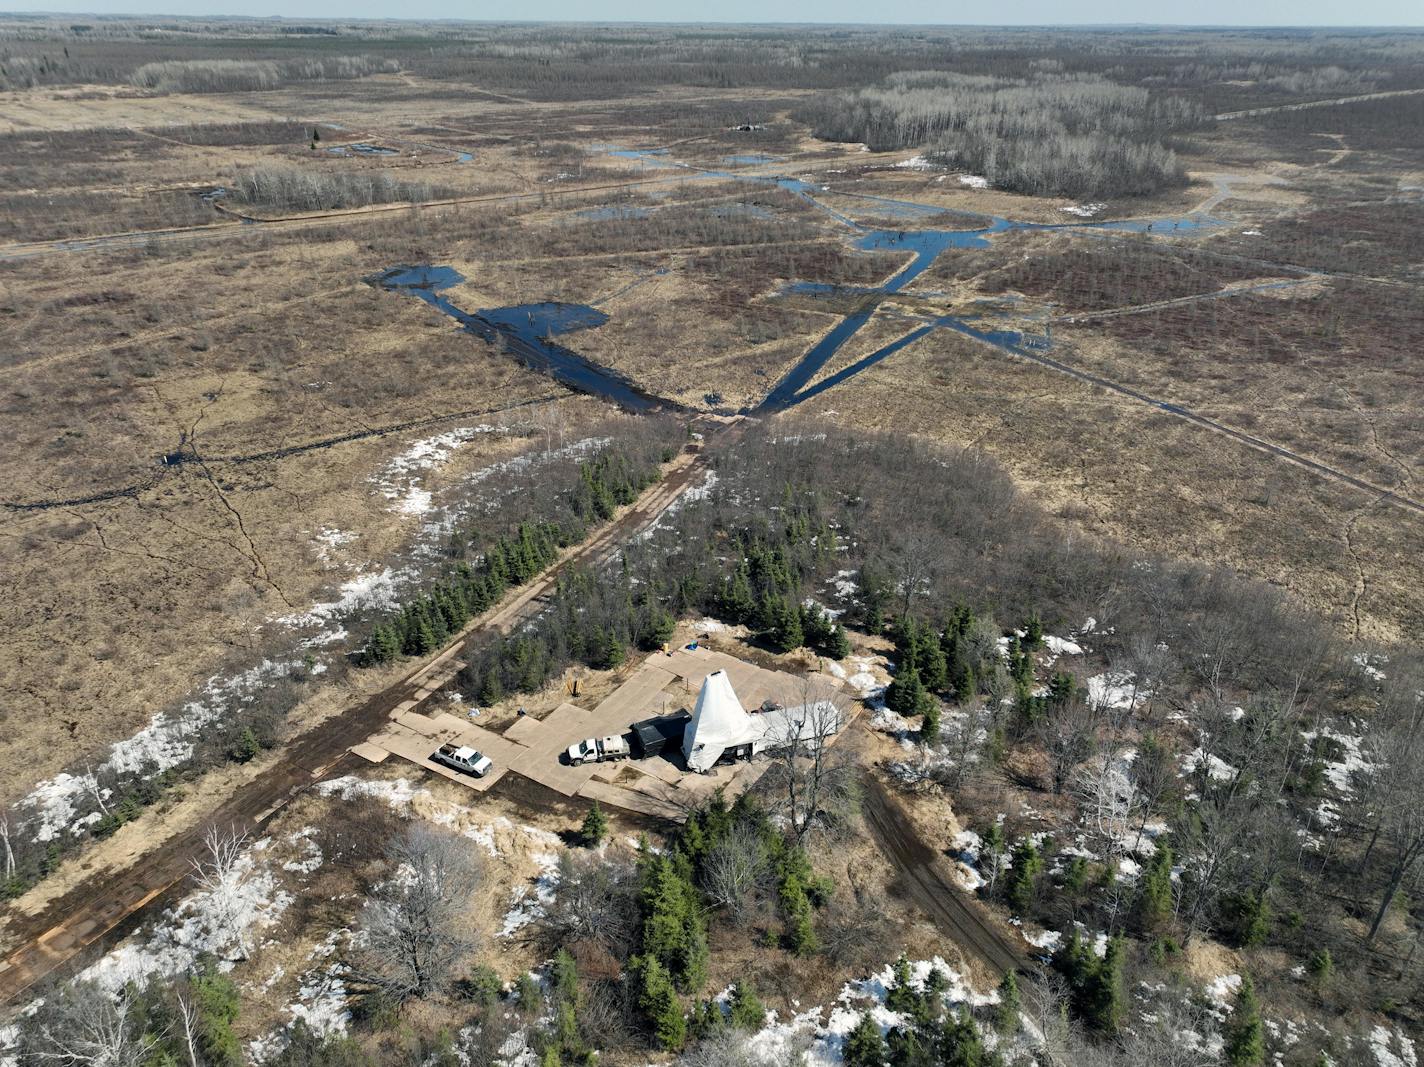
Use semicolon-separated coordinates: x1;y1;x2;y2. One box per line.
2;56;1420;819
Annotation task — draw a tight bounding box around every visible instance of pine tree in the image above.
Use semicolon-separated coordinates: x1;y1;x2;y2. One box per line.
580;802;608;847
994;971;1020;1034
826;623;851;659
843;1013;888;1067
727;979;765;1030
636;956;685;1051
1223;976;1265;1066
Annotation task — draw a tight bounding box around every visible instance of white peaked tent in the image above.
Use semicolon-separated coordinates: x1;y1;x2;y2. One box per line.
682;670;758;772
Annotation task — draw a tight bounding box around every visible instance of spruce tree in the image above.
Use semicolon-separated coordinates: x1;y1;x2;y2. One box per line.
886;665;930;719
1006;840;1043;912
1024;613;1044;650
885;955;918;1014
479;668;504;707
727;980;765;1030
1223;976;1265;1066
921;701;941;745
1084;935;1126;1036
229;727;260;764
994;971;1020;1034
1306;948;1333;991
415;617;440;656
580;802;608;847
954;663;976;705
937;1011;987;1067
1135;845;1174;931
636;956;685;1051
843;1013;888;1067
826;623;851;659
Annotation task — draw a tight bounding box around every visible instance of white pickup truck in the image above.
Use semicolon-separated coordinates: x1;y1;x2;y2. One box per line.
566;734;631;766
433;743;494;778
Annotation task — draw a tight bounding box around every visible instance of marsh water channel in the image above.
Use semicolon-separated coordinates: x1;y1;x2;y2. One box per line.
377;145;1224;415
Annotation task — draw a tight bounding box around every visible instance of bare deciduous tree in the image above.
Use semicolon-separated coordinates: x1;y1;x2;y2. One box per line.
765;679;851;842
21;981;156;1067
191;825;253;961
1036;697;1099;795
353;824;484;1001
700;824;773;917
545;850;641;963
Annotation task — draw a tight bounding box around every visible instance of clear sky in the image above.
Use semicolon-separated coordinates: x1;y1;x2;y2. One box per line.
2;0;1420;27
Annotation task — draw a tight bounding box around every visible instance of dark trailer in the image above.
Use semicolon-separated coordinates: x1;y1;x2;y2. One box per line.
630;710;691;759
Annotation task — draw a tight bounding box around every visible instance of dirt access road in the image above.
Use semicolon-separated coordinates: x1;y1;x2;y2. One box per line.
862;775;1025;977
0;415;738;1006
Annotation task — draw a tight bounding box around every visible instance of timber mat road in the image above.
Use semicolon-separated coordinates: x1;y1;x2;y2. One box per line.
863;775;1026;977
0;416;737;1006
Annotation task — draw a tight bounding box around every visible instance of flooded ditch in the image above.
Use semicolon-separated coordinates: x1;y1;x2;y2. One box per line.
369;265;677;414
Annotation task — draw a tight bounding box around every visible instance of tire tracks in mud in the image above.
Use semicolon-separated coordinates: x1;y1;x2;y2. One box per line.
861;774;1025;977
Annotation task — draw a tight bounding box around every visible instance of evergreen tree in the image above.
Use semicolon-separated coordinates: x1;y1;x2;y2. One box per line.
826;623;851;659
635;956;685;1051
415;617;440;656
1222;887;1272;948
187;966;243;1066
1223;976;1265;1066
843;1013;888;1067
886;665;930;719
1024;613;1044;650
994;971;1020;1034
643;601;677;649
885;955;918;1014
779;869;819;955
1135;844;1174;931
763;594;804;653
921;700;941;745
1306;948;1333;990
580;802;608;848
953;663;976;705
727;980;766;1030
936;1011;988;1067
479;667;504;707
229;728;260;764
1005;840;1043;912
688;998;724;1039
1083;935;1126;1036
721;563;756;624
886;1025;932;1067
597;629;626;670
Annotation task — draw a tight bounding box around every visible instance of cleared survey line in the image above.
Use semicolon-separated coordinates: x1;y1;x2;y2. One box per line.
1214;87;1424;120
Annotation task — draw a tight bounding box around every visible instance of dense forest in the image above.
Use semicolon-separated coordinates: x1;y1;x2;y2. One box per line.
405;422;1421;1052
801;71;1200;198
